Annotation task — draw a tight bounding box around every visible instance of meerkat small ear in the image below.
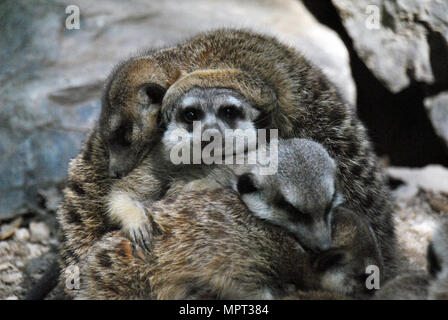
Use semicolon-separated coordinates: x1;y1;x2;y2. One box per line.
254;110;273;129
237;173;258;195
427;242;442;278
140;83;166;106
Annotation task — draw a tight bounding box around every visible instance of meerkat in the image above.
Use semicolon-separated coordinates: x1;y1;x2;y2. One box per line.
58;28;399;298
75;189;382;300
373;272;430;300
235;138;342;253
374;220;448;300
98;48;188;179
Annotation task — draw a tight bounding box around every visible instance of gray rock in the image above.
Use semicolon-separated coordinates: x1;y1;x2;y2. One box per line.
24;251;56;281
0;0;355;219
425;91;448;147
0;217;22;241
392;184;419;205
29;222;51;243
332;0;448;93
0;263;23;285
387;165;448;194
37;187;63;212
13;228;30;242
0;225;56;298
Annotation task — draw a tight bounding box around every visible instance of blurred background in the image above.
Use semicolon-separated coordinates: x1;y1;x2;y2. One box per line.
0;0;447;299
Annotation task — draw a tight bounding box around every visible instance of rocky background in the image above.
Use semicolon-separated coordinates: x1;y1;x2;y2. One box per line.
0;0;447;299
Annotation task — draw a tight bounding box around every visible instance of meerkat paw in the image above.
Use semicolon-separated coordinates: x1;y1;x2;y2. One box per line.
107;191;153;252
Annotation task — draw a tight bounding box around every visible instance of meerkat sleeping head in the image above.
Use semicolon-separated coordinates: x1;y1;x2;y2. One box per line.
236;138;343;253
99;56;172;178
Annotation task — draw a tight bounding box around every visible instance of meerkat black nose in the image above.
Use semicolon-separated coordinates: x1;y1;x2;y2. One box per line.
308;240;331;253
109;166;123;179
108;159;125;179
317;238;332;251
305;234;332;254
307;223;333;253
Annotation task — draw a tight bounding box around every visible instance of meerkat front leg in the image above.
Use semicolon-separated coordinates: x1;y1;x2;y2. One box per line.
107;190;154;251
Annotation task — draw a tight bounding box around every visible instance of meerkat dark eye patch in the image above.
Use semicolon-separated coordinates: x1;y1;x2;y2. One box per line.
218;105;243;121
182;107;203;123
106;119;137;178
253;110;272;129
110;120;133;148
237;173;258;194
275;196;311;224
144;83;166;105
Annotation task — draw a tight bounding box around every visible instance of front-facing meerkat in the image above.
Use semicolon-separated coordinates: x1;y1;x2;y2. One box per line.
58;28;399;298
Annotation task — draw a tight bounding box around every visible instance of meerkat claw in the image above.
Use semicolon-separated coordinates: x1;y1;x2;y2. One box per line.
128;223;153;253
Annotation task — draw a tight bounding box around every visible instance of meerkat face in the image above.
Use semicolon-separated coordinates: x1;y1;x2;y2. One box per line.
236;139;343;253
161;87;261;161
100;82;167;178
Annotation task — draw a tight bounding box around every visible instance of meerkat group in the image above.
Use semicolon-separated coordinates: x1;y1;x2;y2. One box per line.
74;139;383;299
55;28;405;299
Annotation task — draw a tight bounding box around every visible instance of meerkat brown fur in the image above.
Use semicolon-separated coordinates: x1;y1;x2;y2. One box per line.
75;188;382;299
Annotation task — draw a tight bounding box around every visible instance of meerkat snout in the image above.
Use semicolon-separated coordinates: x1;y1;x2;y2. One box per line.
302;222;332;253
